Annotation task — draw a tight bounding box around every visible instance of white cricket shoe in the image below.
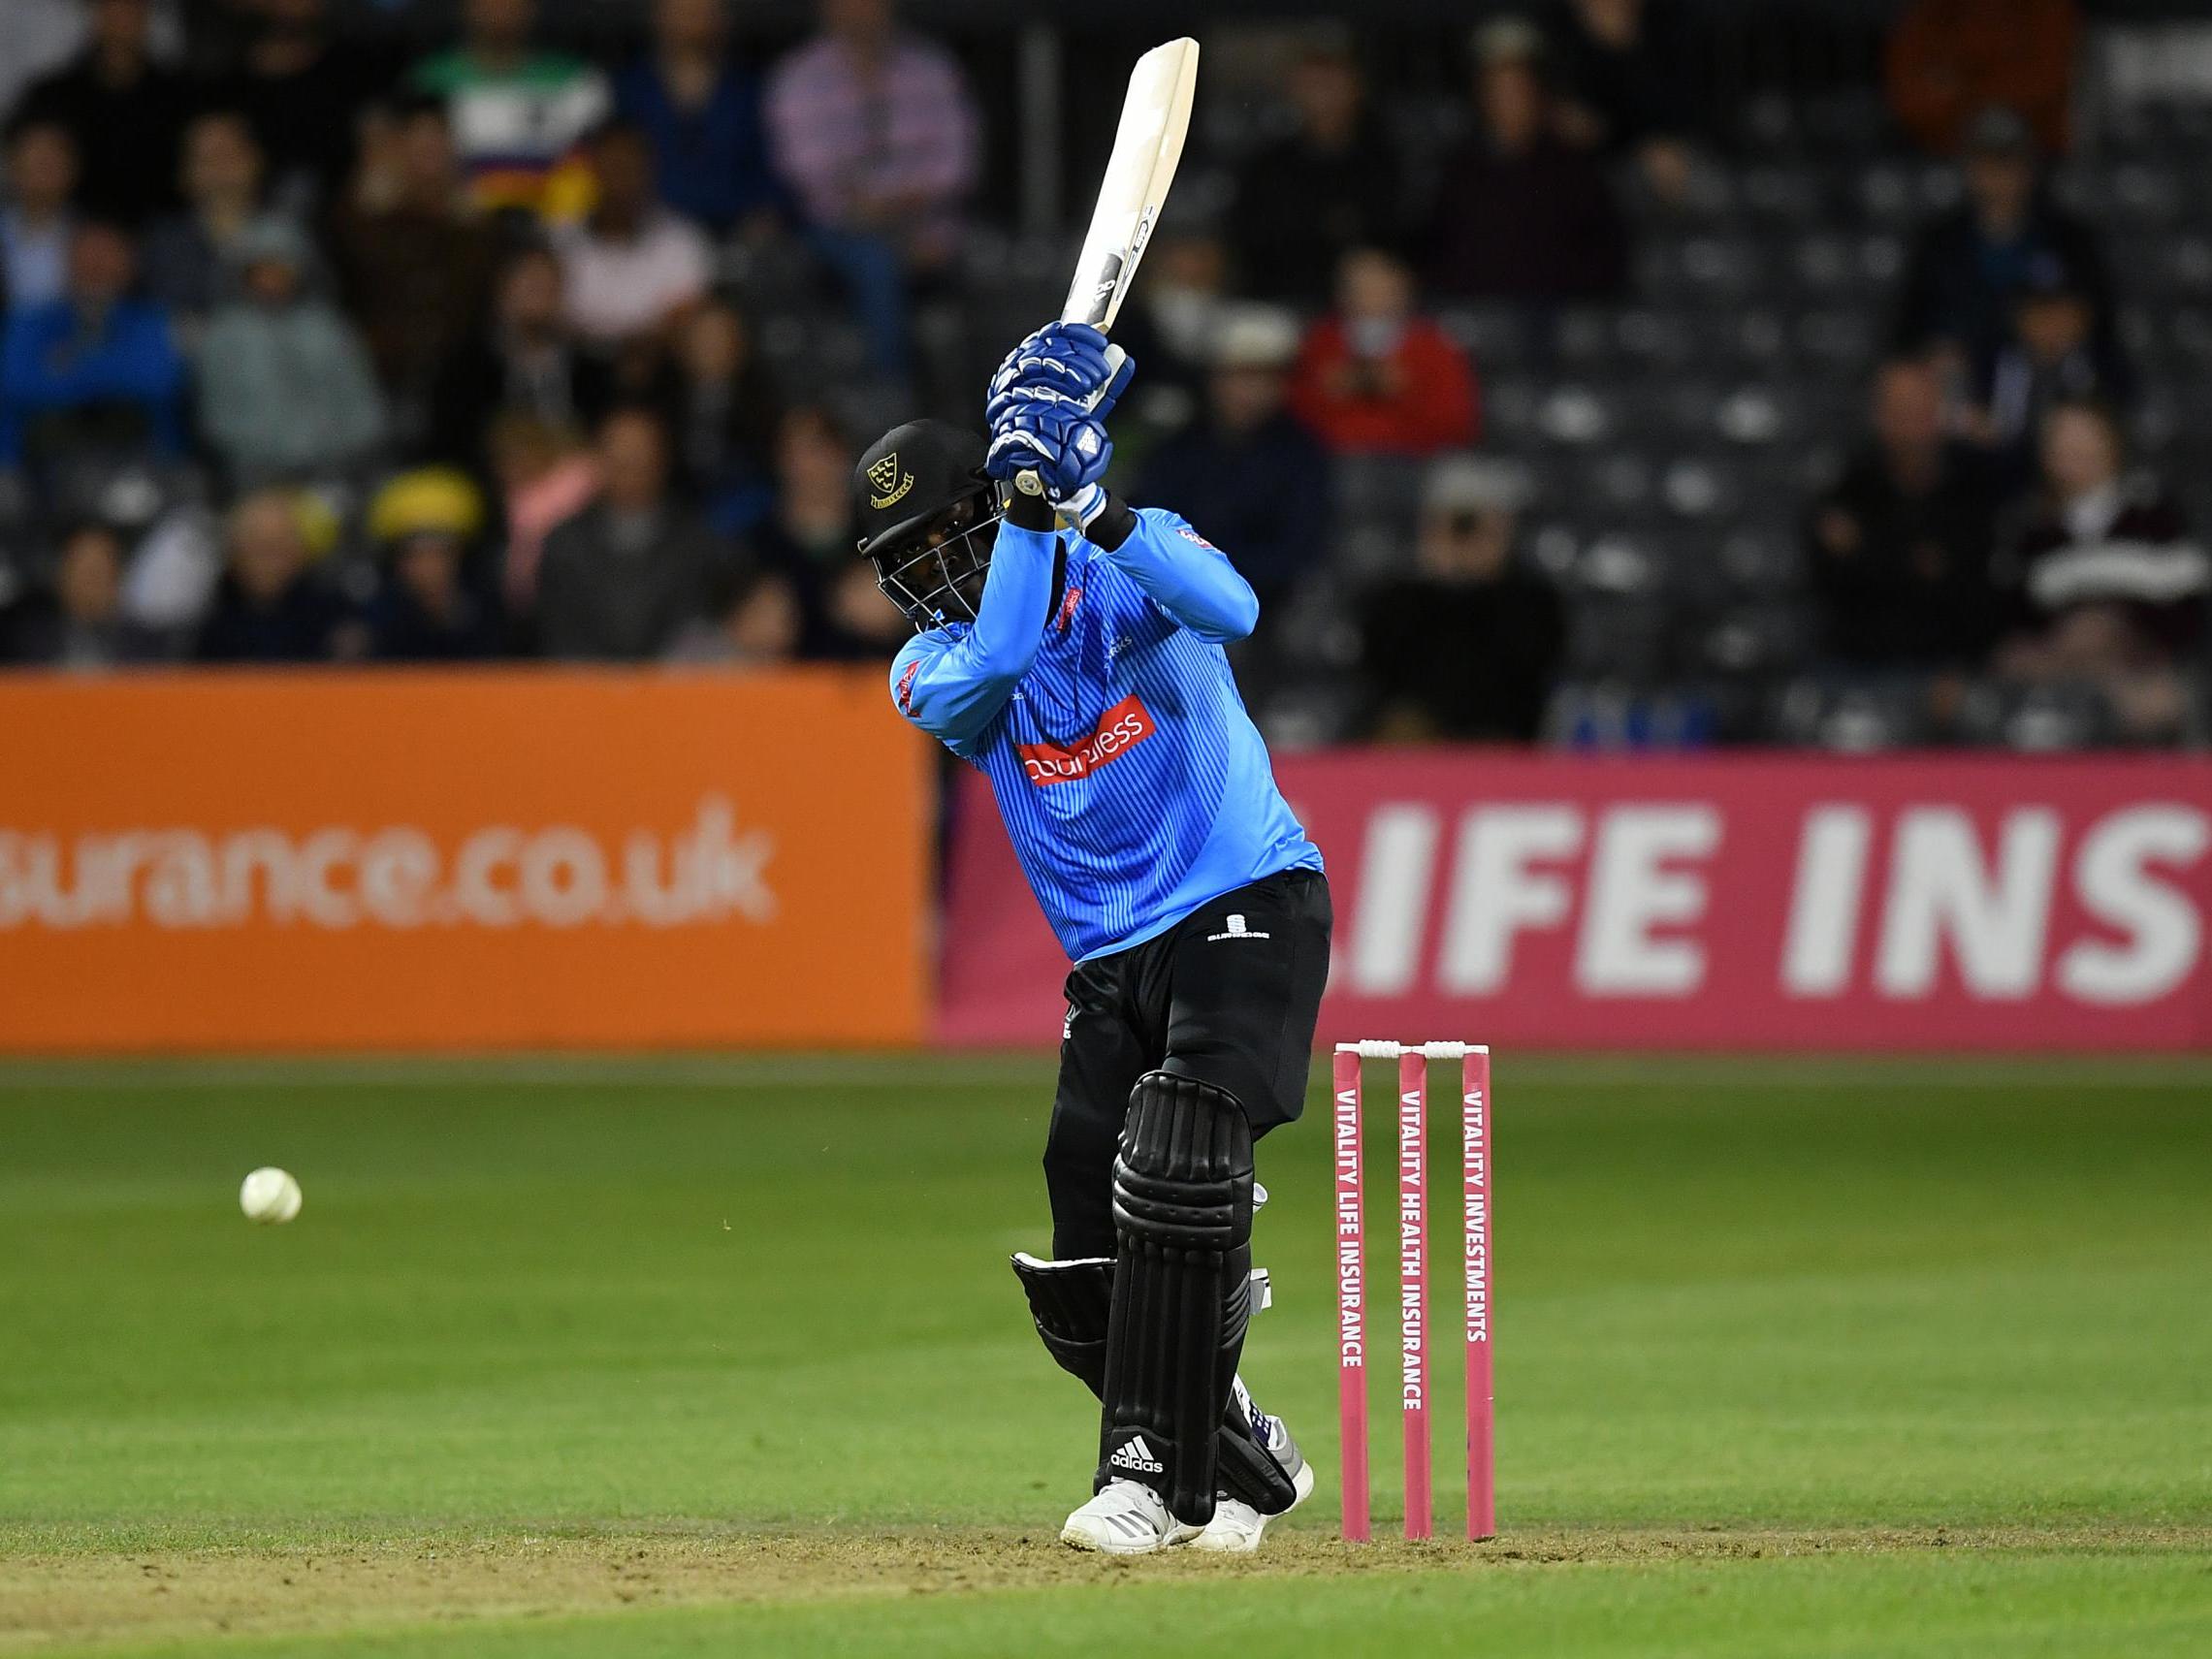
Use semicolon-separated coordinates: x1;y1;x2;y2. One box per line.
1189;1458;1316;1552
1061;1477;1185;1555
1190;1388;1316;1553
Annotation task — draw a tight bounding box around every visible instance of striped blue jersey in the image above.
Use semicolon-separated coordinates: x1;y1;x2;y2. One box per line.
889;505;1321;961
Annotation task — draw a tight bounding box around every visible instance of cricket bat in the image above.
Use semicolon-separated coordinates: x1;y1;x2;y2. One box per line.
1014;36;1199;498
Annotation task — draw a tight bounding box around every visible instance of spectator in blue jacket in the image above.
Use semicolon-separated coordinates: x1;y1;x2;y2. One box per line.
1136;304;1332;621
0;218;185;471
616;0;779;237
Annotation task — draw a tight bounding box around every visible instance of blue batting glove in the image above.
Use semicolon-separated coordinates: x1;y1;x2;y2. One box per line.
983;406;1112;503
981;428;1052;484
986;324;1136;428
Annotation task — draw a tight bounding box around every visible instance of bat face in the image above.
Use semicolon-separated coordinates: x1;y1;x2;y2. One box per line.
1061;38;1199;333
1010;38;1197;501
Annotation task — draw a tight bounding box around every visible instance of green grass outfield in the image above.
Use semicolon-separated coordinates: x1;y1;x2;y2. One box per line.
2;1054;2208;1656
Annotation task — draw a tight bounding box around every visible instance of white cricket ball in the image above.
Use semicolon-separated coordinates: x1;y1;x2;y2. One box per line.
240;1166;303;1225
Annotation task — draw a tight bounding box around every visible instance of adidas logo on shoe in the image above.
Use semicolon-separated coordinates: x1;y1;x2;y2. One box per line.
1108;1435;1165;1475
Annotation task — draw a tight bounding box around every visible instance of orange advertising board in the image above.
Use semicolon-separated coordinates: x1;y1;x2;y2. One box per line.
0;670;930;1051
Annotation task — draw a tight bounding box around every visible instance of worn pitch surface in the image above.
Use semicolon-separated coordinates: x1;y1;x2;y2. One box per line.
3;1055;2208;1655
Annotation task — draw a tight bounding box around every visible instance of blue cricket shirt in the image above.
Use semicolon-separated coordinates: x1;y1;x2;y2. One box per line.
889;502;1322;962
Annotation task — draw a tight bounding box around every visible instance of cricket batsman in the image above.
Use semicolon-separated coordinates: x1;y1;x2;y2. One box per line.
856;324;1330;1554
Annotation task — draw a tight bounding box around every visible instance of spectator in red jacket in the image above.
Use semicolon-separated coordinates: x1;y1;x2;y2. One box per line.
1289;247;1479;456
1887;0;2077;158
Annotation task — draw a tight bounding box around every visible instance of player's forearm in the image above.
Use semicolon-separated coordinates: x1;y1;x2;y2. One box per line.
891;504;1057;748
965;503;1058;680
1098;503;1259;644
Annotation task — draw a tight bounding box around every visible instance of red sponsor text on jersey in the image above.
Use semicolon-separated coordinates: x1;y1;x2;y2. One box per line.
895;658;920;714
1016;693;1157;786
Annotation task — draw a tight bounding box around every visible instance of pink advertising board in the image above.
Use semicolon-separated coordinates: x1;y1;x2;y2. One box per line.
937;752;2212;1051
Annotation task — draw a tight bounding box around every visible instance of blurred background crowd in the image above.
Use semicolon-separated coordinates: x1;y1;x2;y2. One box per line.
0;0;2206;750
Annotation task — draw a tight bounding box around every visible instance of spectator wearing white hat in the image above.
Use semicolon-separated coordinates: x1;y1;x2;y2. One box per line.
1137;304;1331;624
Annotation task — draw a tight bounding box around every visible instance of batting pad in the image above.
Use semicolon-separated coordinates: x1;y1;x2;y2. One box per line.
1097;1070;1256;1526
1012;1251;1298;1517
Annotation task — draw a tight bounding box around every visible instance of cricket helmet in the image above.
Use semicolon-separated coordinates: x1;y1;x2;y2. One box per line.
853;419;1007;630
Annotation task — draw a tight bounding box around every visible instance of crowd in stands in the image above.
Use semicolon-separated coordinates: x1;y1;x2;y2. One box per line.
0;0;2204;750
0;0;950;675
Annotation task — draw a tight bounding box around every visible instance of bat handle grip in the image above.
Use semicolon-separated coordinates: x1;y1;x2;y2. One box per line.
1014;344;1125;499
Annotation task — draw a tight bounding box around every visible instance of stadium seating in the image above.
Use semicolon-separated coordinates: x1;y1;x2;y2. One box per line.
1275;95;2212;749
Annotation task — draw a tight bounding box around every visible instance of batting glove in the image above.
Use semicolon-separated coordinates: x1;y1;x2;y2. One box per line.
983;406;1113;515
986;323;1136;428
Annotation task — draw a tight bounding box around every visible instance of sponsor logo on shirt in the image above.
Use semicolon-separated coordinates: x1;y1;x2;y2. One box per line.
1175;526;1219;550
1055;585;1083;634
895;658;920;714
1015;693;1156;786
